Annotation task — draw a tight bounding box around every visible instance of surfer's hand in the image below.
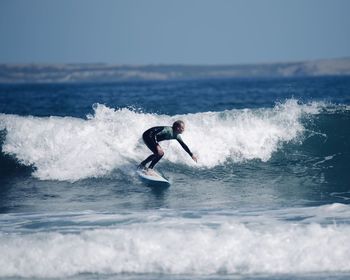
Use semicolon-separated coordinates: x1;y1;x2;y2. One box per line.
192;155;198;163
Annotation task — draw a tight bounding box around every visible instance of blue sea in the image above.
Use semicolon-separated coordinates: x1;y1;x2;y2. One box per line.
0;76;350;280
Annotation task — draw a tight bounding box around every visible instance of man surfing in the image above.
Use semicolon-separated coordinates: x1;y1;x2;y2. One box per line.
138;120;197;172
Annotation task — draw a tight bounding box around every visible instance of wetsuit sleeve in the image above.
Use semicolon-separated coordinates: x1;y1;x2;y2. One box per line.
176;136;193;157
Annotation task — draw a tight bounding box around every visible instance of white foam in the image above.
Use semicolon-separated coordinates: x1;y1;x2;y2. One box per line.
0;106;162;181
1;206;350;278
0;99;321;181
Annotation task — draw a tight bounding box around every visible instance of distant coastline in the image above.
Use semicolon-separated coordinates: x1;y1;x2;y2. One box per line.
1;57;350;84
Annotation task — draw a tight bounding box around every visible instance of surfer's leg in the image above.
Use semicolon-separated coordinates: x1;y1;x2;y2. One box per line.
149;155;162;169
139;133;159;168
140;154;156;168
149;145;164;169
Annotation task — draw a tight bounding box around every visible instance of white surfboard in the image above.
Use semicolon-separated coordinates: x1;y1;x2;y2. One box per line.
137;168;170;187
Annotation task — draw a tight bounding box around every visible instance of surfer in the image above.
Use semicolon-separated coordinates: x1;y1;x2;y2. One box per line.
138;120;197;170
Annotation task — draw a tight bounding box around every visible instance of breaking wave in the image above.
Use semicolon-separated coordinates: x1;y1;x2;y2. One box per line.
0;99;335;181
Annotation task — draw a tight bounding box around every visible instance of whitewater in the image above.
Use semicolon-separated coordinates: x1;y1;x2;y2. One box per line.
0;77;350;280
0;99;320;181
1;204;350;278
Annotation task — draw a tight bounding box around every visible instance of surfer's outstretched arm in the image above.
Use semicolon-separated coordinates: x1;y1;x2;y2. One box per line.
177;138;197;162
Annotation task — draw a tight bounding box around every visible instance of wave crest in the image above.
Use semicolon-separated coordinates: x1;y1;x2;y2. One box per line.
0;99;321;181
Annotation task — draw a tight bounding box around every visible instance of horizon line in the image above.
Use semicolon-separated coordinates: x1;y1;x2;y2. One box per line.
1;56;350;67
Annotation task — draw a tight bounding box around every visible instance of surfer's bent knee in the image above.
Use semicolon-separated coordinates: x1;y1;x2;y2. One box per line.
156;145;164;157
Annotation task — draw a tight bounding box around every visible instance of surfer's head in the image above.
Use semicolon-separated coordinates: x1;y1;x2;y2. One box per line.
173;120;185;134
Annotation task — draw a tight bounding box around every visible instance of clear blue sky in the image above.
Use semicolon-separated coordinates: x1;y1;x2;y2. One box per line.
0;0;349;64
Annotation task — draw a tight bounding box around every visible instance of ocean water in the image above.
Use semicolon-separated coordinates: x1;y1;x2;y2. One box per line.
0;76;350;280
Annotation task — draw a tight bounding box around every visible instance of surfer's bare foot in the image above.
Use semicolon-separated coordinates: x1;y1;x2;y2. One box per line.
146;168;156;175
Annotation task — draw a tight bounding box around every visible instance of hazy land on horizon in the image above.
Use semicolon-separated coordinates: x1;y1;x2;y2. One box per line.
1;57;350;84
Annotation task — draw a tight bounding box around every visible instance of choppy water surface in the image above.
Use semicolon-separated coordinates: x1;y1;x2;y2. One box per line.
0;77;349;279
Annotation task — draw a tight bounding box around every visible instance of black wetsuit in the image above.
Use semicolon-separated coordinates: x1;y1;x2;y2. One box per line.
140;126;193;169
